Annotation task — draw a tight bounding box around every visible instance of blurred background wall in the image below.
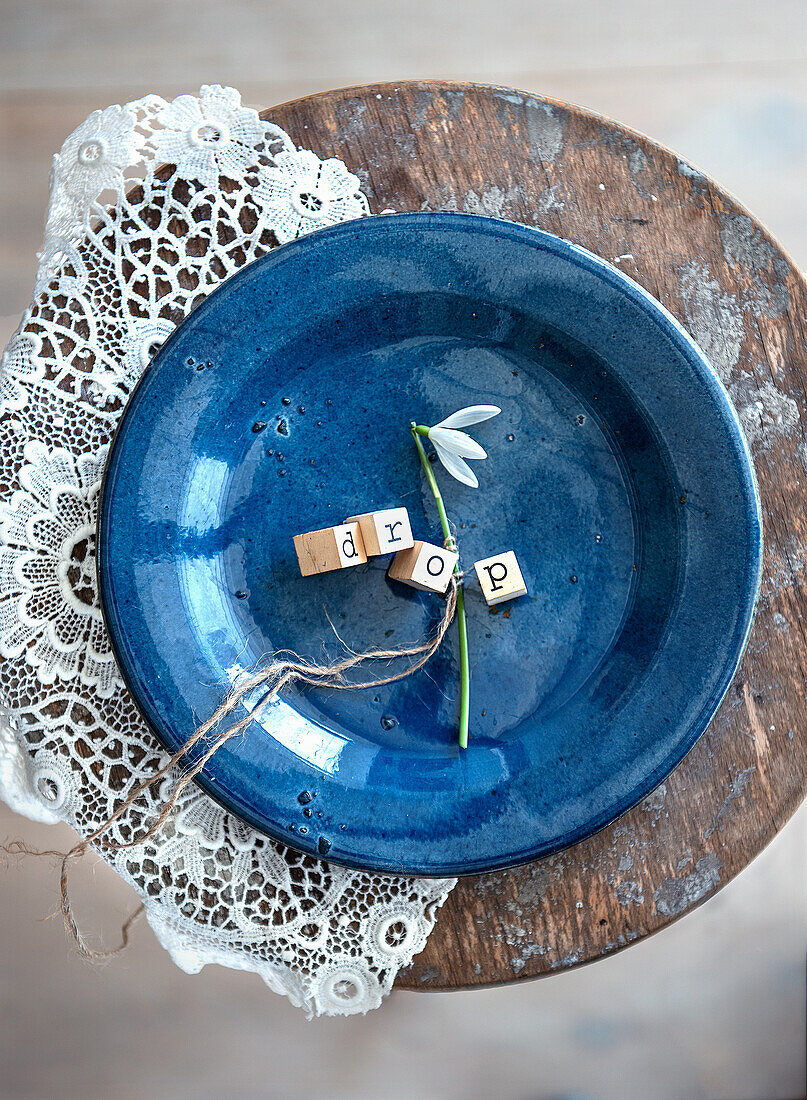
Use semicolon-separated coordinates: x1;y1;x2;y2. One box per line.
1;2;806;1097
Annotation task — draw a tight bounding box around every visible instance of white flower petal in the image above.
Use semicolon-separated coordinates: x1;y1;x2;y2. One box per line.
428;426;487;460
293;149;326;177
158;94;204;133
319;157;362;199
199;84;242;119
432;441;478;488
434;405;501;429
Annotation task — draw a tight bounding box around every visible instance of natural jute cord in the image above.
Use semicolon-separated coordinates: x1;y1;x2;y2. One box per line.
4;579;458;958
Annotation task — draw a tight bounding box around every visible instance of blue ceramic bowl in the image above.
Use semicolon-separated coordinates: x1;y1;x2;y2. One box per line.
98;212;762;876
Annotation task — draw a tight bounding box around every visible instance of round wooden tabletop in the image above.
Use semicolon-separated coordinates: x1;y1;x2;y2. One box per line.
264;81;807;992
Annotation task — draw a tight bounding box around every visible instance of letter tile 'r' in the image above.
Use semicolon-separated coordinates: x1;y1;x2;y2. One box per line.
344;507;414;556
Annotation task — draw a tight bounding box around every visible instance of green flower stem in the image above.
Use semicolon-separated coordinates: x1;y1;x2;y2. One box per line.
454;586;470;750
410;424;471;749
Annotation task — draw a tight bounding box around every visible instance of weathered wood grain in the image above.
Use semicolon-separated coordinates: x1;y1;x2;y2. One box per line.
262;81;807;991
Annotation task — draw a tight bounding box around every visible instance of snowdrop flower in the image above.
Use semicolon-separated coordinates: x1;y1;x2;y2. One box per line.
427;405;501;488
407;402;504;747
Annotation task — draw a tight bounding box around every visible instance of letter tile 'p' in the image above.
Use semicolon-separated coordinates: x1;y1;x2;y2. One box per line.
293;522;367;577
473;551;527;606
344;507;414;556
388;540;458;595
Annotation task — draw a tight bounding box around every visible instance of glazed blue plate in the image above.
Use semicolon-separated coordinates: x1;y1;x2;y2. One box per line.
98;212;762;876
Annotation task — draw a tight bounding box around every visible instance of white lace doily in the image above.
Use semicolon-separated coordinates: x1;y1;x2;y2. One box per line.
0;85;455;1017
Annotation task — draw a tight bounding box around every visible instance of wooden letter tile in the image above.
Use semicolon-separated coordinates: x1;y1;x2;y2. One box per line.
388;540;458;595
344;507;414;556
293;521;367;577
473;551;527;605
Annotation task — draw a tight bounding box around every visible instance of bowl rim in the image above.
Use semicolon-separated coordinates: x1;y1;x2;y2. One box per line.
97;210;764;876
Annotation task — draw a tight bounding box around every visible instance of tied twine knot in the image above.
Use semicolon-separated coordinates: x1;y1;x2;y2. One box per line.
443;534;465;580
4;578;460;959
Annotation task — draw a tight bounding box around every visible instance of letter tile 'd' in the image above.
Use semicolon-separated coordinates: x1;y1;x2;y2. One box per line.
388;540;458;595
473;550;528;605
293;522;367;577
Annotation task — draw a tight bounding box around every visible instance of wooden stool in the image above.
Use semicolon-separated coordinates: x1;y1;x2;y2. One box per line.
263;81;807;991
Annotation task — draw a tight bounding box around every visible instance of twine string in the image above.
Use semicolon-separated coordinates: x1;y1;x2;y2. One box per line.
4;579;458;958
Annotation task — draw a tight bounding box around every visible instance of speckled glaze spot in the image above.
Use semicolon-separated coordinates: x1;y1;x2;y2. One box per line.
718;210;787;276
462;185;523;219
495;94;565;164
677;260;744;385
654;853;723;916
717;211;791;318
